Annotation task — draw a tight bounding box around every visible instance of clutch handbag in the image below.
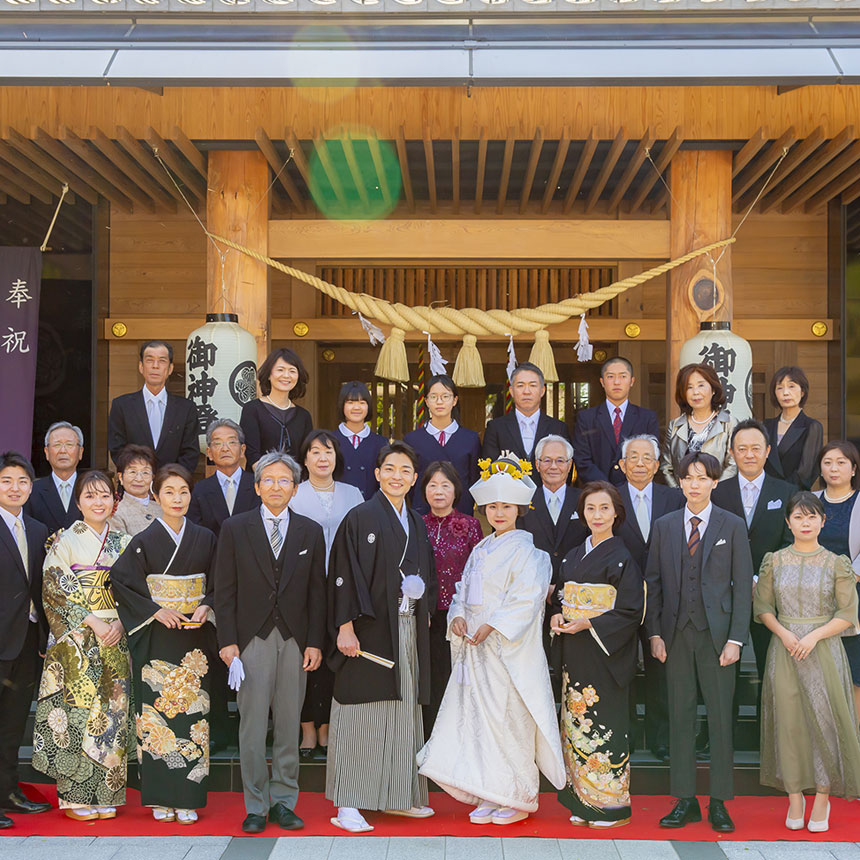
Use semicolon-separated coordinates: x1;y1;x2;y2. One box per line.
561;581;617;621
146;573;207;614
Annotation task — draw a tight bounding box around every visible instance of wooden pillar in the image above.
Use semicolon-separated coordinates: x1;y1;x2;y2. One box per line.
667;150;733;418
206;151;271;368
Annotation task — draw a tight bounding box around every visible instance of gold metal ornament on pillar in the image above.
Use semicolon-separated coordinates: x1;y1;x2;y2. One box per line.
111;322;127;338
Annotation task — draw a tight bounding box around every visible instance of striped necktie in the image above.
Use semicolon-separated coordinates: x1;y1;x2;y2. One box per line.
268;517;284;557
687;516;702;556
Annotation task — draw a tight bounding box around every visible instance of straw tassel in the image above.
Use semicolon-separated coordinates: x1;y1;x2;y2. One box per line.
374;327;409;382
452;334;485;388
528;329;559;383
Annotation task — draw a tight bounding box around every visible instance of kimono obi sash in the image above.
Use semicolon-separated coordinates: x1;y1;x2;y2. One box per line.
69;564;119;621
561;581;617;622
146;573;206;614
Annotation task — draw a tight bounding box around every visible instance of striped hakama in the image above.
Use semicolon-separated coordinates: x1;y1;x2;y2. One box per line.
326;611;429;811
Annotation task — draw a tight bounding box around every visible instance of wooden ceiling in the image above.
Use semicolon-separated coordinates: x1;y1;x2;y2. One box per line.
1;124;860;253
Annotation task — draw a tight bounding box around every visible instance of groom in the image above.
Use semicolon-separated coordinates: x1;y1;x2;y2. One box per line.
645;451;753;833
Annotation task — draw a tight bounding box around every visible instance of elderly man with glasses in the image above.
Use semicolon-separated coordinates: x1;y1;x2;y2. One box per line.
24;422;84;535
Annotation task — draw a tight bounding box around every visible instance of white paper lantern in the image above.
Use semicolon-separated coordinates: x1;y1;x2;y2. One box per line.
679;321;753;421
185;313;258;453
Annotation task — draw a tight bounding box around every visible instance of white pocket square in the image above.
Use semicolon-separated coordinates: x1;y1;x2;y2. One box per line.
715;538;727;546
767;499;781;510
299;549;308;556
571;512;579;519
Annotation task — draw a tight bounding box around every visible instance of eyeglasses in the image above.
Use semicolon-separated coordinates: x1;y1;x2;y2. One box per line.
49;442;80;451
124;469;153;479
260;477;295;489
624;454;656;464
538;458;571;467
426;394;454;403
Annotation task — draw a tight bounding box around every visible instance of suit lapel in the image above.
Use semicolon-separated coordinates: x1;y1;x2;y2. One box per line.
701;507;723;569
42;479;67;526
157;395;179;455
277;516;303;592
777;412;807;457
619;404;637;442
596;403;617;448
621;483;645;542
247;512;276;587
558;486;579;542
207;477;230;522
505;412;527;458
0;519;27;582
750;475;781;531
669;511;686;591
765;421;785;478
131;391;155;448
530;489;557;550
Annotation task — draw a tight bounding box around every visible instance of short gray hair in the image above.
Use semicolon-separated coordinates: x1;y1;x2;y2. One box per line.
621;434;660;461
510;361;545;388
205;418;245;447
535;434;573;462
44;421;84;448
253;451;301;486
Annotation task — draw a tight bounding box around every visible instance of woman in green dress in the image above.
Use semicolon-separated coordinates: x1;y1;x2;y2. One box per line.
32;470;133;822
755;490;860;834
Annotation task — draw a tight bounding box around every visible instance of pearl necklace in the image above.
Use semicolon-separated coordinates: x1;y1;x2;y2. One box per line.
824;488;855;503
264;395;292;410
689;411;715;427
310;479;335;492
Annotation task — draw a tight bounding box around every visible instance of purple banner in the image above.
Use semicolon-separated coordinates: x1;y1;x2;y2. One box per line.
0;248;41;456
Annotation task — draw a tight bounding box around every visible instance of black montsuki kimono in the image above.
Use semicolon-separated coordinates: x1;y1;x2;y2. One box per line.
553;536;644;823
327;491;437;706
110;519;218;811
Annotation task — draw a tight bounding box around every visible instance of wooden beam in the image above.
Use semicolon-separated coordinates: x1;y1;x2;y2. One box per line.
0;139;71;202
395;125;414;212
519;127;544;214
0;174;30;205
586;127;627;214
564;127;598;214
732;126;766;177
254;127;303;211
842;175;860;206
496;128;515;215
3;127;98;205
269;218;669;261
608;126;655;212
0;161;48;204
731;126;797;203
146;127;206;200
803;147;860;213
783;140;860;212
452;128;460;214
115;126;185;204
650;186;669;215
89;127;177;212
474;127;487;215
312;132;347;207
738;125;825;211
33;127;134;213
423;129;437;214
368;131;392;209
0;193;5;205
541;127;570;214
629;126;683;213
171;125;207;180
339;132;370;209
61;126;156;213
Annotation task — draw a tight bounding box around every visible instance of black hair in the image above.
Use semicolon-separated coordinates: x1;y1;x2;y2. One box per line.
115;444;158;475
730;418;770;448
770;366;810;409
600;356;634;378
425;374;462;423
785;490;825;520
577;480;626;528
338;381;373;421
139;340;174;363
377;440;419;471
420;460;463;507
73;469;114;503
818;440;860;490
257;347;309;399
0;451;35;483
677;451;722;481
510;361;545;388
152;463;193;495
299;429;345;481
479;503;531;519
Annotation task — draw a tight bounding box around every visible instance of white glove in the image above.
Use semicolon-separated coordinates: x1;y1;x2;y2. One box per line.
228;656;245;691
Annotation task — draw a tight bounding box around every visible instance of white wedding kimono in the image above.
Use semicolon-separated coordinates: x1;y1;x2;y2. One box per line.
417;528;565;811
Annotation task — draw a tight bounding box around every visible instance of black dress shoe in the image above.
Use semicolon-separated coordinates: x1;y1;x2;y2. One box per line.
707;799;735;833
299;747;316;763
312;744;328;763
270;803;304;830
242;813;267;834
659;798;702;828
652;745;670;762
1;790;51;814
0;813;12;829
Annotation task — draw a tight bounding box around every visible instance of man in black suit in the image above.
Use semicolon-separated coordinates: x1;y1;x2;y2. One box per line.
646;451;753;834
188;418;256;537
24;422;83;535
573;356;660;485
712;419;794;692
481;362;571;471
215;451;327;834
0;452;52;829
108;340;200;474
616;434;684;761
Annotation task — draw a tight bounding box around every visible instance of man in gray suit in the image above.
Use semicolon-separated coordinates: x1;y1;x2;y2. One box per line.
645;451;753;834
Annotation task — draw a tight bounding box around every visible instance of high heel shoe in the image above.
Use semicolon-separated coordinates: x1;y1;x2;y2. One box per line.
786;796;806;830
807;801;830;833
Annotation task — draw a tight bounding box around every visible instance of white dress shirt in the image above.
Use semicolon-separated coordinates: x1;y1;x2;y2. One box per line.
515;409;541;457
52;471;77;512
143;386;168;448
157;517;186;546
738;470;766;526
543;484;566;524
426;420;458;444
339;423;370;448
628;481;654;541
216;468;242;513
606;399;629;423
261;505;290;556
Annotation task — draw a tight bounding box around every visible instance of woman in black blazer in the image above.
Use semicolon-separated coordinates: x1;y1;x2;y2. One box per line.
763;366;824;490
240;347;313;470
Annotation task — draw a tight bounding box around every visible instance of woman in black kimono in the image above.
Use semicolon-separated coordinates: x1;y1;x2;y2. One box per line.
110;464;218;825
550;481;644;829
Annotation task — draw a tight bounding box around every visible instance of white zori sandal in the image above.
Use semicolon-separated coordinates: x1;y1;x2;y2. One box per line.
330;807;374;833
491;807;529;825
152;807;175;823
176;809;198;825
384;806;435;818
469;803;499;824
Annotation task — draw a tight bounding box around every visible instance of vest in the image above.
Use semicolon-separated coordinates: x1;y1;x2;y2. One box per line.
676;540;708;632
256;545;292;642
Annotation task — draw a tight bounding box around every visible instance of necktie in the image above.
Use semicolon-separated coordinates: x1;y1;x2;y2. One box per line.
548;494;561;525
688;515;701;556
59;481;71;511
268;517;284;557
147;398;163;448
613;407;623;444
13;519;36;620
352;434;360;449
224;477;236;515
438;431;446;447
635;492;650;541
743;483;756;525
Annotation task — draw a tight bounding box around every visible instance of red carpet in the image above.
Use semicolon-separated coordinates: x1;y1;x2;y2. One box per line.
3;786;859;841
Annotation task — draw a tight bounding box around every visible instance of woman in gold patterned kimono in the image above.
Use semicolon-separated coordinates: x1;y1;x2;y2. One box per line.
755;491;860;834
32;470;133;822
110;464;217;825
